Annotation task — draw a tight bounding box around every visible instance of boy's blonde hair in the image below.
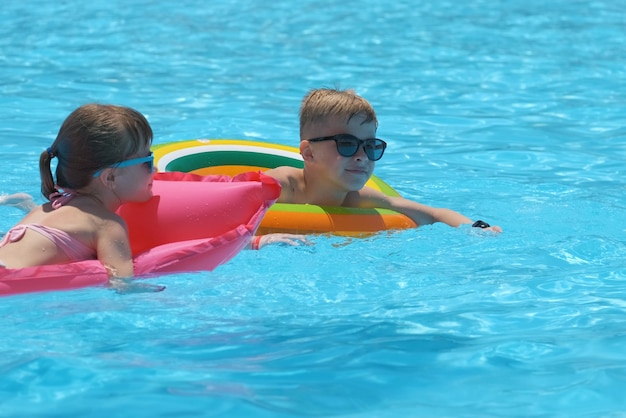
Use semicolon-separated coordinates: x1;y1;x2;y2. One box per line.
299;88;378;139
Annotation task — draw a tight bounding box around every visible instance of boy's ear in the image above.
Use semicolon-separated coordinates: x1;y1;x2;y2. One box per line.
300;140;314;161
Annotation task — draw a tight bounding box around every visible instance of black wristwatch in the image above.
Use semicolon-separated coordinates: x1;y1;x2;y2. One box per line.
472;220;490;229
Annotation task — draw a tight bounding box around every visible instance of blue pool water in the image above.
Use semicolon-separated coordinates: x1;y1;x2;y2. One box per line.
1;0;625;416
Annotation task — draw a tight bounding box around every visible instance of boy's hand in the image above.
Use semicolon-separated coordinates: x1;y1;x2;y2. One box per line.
259;233;312;248
472;220;502;233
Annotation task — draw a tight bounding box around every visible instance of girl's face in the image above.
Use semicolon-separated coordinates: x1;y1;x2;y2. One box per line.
110;145;154;203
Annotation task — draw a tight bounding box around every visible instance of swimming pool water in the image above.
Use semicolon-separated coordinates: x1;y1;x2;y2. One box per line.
1;0;625;417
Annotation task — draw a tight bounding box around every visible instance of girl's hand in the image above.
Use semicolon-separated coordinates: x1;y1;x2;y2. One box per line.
0;193;36;212
109;277;166;294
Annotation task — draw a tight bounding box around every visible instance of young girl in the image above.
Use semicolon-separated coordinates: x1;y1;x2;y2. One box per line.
0;104;156;284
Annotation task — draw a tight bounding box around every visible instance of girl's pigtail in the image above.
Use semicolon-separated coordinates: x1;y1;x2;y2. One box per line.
40;148;58;201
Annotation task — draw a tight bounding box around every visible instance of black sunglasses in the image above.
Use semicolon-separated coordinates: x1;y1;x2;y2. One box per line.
307;134;387;161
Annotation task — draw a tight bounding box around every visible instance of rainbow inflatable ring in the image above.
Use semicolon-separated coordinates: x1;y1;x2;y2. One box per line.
153;139;416;236
0;171;280;297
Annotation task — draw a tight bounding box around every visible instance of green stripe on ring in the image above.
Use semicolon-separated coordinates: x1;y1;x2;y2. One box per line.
164;150;304;172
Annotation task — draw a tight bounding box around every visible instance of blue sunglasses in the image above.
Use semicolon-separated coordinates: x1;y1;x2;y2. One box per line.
93;153;154;177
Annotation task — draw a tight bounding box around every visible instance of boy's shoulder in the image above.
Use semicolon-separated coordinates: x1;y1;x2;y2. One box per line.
264;166;305;203
265;166;303;183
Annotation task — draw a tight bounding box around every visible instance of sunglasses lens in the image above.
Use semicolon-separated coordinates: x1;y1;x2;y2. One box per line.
335;137;359;157
139;154;154;172
364;139;386;161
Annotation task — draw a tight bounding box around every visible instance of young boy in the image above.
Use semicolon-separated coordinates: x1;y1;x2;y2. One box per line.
265;88;502;232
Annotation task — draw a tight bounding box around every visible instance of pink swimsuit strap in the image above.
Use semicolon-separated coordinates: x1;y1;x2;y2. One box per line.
49;190;76;210
0;224;96;261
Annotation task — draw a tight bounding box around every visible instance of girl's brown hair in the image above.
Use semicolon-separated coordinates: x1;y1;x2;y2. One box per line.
39;104;153;199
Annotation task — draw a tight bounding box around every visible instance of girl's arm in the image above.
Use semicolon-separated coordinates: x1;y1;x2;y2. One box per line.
97;218;165;293
95;218;134;278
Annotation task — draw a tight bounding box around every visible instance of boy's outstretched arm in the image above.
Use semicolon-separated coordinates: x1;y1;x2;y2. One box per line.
385;195;473;227
353;188;502;231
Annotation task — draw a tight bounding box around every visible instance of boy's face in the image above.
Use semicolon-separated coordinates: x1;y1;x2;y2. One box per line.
300;113;377;192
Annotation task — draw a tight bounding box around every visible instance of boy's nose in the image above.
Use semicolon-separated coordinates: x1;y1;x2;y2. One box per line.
353;144;368;159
